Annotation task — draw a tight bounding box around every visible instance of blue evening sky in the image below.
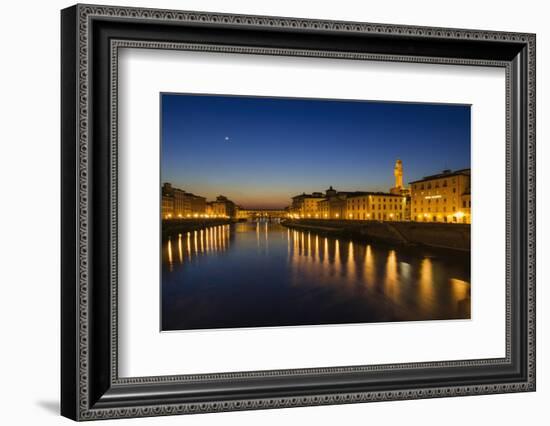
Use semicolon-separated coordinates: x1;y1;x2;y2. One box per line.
161;93;470;209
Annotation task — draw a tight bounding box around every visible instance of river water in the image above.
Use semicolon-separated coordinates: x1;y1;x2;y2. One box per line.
162;221;470;331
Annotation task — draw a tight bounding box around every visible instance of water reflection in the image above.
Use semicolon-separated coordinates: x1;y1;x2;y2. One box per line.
162;222;471;331
165;225;232;268
364;245;375;286
385;250;399;300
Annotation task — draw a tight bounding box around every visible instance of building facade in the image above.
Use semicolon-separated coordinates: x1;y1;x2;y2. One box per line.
290;192;325;217
409;169;471;223
212;195;236;218
161;194;174;219
346;193;407;221
162;183;206;219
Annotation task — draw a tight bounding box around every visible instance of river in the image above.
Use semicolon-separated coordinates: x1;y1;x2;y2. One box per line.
162;221;470;331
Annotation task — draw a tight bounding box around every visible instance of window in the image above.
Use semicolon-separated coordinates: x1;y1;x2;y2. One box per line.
462;201;466;207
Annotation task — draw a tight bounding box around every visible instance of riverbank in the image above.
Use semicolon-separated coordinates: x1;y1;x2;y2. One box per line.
281;219;470;252
162;218;241;239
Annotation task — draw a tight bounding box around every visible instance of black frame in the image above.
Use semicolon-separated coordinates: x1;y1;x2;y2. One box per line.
61;4;536;421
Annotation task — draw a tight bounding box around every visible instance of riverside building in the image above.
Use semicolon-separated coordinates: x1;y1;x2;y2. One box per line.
211;195;237;218
290;191;326;218
288;160;412;222
346;193;408;221
161;183;207;219
409;169;471;224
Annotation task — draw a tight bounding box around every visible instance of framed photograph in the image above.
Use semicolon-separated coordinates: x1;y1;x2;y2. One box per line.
61;4;536;421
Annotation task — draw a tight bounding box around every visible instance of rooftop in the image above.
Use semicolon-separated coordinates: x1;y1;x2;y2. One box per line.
409;168;470;185
346;191;404;198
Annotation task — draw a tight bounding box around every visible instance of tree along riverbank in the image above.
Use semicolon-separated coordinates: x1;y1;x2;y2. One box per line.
281;219;470;252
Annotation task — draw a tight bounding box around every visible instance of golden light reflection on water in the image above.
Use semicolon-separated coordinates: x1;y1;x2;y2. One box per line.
334;239;341;272
285;230;467;310
315;235;319;261
347;241;356;282
450;278;470;301
419;258;434;305
385;250;399;299
449;278;471;316
167;238;173;271
165;225;231;266
165;224;470;320
364;245;375;286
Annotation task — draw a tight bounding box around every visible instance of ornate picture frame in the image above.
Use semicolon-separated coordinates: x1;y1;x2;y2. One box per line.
61;4;535;420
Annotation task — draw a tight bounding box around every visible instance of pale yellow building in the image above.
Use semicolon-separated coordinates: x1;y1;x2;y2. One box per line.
317;199;330;218
320;194;347;219
211;195;236;218
346;193;407;221
409;169;471;224
161;195;174;219
162;183;206;219
290;192;325;218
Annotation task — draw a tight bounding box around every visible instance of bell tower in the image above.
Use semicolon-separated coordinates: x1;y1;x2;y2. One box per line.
394;159;403;189
390;159;406;195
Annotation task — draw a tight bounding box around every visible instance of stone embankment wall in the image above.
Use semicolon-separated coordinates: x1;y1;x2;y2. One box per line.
162;218;237;239
282;219;470;251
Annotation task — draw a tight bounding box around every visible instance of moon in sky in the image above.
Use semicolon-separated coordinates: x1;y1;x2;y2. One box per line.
224;136;230;141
